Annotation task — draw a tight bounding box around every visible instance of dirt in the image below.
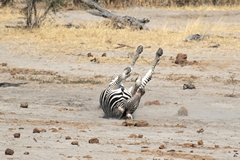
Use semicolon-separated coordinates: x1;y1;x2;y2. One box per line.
0;7;240;160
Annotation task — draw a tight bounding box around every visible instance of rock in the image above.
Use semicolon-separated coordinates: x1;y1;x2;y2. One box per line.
5;148;14;155
2;63;7;66
71;141;78;145
20;102;28;108
24;152;29;155
102;53;106;57
144;100;160;106
198;140;203;145
129;134;137;138
135;120;149;127
159;144;166;149
87;52;93;57
183;84;196;90
177;107;188;116
51;128;58;132
175;53;187;65
89;138;99;144
122;120;135;126
83;155;92;158
138;134;143;138
14;133;20;138
151;100;160;105
65;136;71;140
197;128;204;133
33;128;41;133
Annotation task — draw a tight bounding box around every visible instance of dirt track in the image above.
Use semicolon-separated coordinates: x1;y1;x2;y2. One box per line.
0;8;240;160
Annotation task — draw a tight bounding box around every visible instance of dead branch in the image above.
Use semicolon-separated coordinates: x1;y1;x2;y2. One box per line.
79;0;150;30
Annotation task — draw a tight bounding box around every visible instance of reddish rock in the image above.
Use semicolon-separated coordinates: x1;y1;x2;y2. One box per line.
87;53;93;57
198;140;203;145
159;144;166;149
5;148;14;155
33;128;41;133
175;53;188;65
102;53;107;57
135;120;149;127
122;120;135;126
129;134;137;138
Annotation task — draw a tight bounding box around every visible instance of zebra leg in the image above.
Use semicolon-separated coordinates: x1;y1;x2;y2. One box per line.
128;76;142;96
124;87;145;120
140;48;163;89
130;45;143;70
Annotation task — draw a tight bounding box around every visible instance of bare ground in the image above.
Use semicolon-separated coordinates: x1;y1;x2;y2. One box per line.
0;8;240;160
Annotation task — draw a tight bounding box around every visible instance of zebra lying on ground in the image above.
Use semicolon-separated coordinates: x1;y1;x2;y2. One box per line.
99;45;163;120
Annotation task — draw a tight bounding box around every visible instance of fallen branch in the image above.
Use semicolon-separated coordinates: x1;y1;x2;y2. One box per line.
79;0;150;30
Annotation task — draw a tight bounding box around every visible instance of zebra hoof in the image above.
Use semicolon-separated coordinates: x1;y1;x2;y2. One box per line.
126;113;133;120
136;45;143;54
156;48;163;57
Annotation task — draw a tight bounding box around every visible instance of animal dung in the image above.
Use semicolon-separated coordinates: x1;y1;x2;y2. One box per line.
5;148;14;155
33;128;41;133
89;138;99;144
14;133;20;138
71;141;79;145
20;102;28;108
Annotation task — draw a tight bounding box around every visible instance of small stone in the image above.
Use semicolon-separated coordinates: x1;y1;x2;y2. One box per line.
71;141;78;145
33;128;41;133
197;128;204;133
151;100;160;105
177;107;188;116
138;134;143;138
87;53;93;57
14;133;20;138
135;120;149;127
51;128;58;132
83;155;92;158
2;63;7;66
89;138;99;144
122;120;135;126
129;134;137;138
214;145;220;148
159;144;166;149
24;152;29;155
198;140;203;145
65;136;71;140
190;150;194;153
175;53;188;65
20;102;28;108
5;148;14;155
102;53;106;57
144;101;152;106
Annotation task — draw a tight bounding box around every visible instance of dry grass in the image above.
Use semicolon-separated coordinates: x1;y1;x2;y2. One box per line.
0;7;239;62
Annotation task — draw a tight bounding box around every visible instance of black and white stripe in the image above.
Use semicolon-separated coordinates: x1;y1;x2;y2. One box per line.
99;46;163;119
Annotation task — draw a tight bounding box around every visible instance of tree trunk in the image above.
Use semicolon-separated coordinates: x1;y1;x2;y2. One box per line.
79;0;150;30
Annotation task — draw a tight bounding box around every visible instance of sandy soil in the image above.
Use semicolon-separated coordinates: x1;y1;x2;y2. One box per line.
0;8;240;160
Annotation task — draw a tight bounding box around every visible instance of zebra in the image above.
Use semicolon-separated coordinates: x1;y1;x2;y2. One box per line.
99;45;163;119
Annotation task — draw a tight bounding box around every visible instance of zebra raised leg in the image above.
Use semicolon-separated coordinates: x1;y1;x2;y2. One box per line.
99;45;143;118
120;48;163;119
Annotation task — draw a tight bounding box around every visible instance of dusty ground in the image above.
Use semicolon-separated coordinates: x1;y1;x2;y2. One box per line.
0;7;240;160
